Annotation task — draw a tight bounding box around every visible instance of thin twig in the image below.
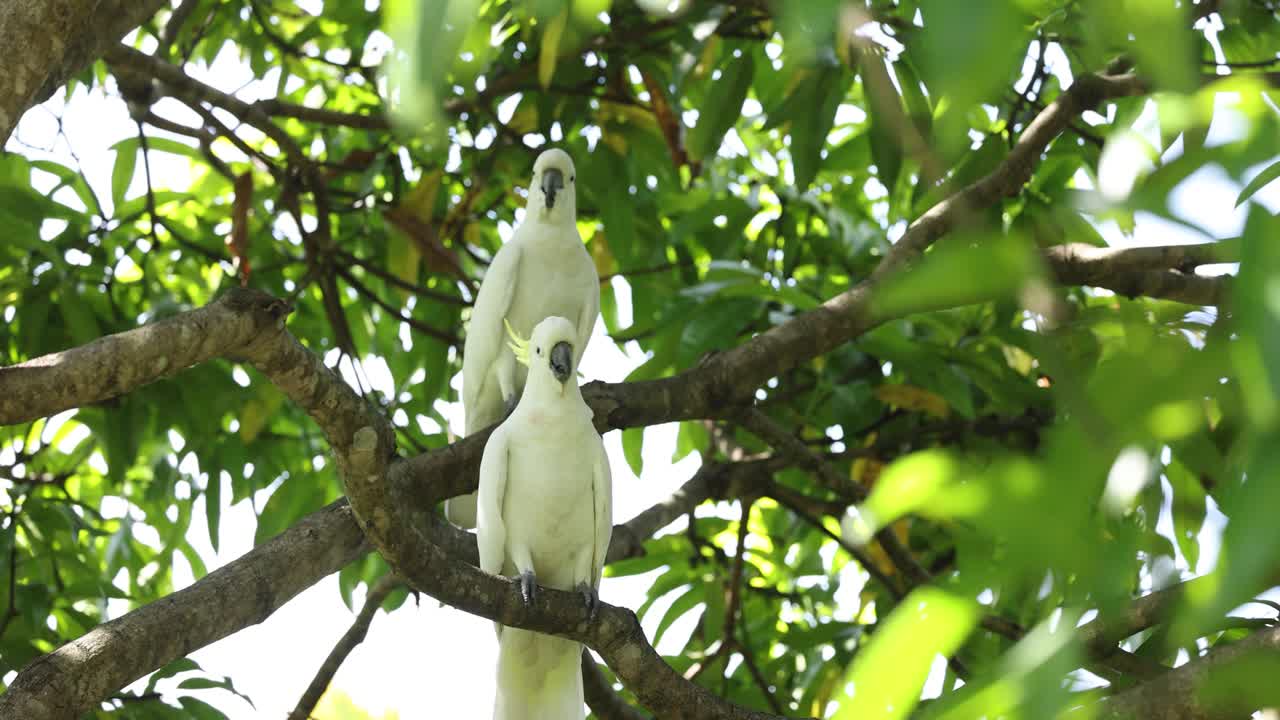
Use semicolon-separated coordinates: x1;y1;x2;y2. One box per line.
738;408;932;589
336;249;470;307
334;265;460;346
287;574;401;720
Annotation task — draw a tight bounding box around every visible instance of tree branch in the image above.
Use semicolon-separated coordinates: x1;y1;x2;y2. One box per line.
0;0;167;142
105;44;311;167
583;651;652;720
737;409;931;589
1089;625;1280;720
0;499;367;720
288;574;402;720
873;72;1150;280
0;289;293;425
1045;241;1236;306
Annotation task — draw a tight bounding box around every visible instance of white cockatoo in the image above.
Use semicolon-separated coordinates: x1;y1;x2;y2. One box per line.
476;316;612;720
448;148;600;528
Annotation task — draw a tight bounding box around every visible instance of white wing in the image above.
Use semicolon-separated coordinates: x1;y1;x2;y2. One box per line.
590;435;613;585
462;244;523;426
575;269;600;367
477;426;510;577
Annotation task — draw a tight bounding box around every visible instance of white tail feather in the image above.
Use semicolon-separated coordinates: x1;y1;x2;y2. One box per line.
494;628;584;720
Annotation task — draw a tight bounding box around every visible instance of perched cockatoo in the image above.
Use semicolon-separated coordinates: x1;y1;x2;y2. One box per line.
447;148;600;528
476;316;612;720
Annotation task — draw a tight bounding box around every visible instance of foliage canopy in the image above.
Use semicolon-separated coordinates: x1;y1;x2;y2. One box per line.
1;0;1279;718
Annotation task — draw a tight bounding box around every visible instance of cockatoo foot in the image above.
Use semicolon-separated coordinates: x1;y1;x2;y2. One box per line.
577;582;599;621
518;570;538;605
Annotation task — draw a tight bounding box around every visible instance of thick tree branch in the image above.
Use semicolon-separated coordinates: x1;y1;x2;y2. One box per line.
288;574;402;720
1089;625;1280;720
0;0;167;142
1046;241;1236;306
0;289;293;425
0;500;367;720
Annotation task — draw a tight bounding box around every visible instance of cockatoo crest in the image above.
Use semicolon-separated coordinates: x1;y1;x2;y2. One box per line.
504;318;531;367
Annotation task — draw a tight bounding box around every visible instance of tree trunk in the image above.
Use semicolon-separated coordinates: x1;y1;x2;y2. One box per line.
0;0;166;143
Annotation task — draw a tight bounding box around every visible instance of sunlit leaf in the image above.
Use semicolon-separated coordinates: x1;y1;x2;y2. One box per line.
833;587;980;720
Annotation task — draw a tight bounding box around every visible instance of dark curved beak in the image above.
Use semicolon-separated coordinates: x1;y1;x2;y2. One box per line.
550;341;573;383
542;168;564;209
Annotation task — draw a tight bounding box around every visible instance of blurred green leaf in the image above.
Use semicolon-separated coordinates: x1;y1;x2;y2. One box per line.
834;587;979;720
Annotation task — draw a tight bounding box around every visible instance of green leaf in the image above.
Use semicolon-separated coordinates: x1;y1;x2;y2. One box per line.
1229;207;1280;426
145;657;201;694
1236;158;1280;207
538;6;568;89
834;587;979;720
110;137;140;210
653;584;705;646
687;44;755;163
849;450;962;541
594;149;638;266
622;426;644;477
789;64;851;191
179;696;229;720
205;470;222;553
59;290;101;346
870;234;1041;320
673;420;709;463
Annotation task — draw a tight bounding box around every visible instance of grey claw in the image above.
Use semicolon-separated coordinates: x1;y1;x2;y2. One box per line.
519;571;538;605
577;582;599;621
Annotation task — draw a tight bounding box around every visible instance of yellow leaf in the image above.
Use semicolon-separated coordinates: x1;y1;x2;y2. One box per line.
693;35;722;79
601;129;628;156
850;432;880;485
402;169;443;225
597;101;662;135
851;456;885;487
875;383;950;419
385;169;443;299
507;103;538;134
386;232;421;302
860;519;911;581
314;687;400;720
239;385;285;444
589;229;616;277
539;7;569;89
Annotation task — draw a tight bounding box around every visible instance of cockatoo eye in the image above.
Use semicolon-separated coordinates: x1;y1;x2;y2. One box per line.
536;347;542;355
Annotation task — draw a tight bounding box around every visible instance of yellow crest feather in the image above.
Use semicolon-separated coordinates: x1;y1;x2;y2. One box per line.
504;318;531;367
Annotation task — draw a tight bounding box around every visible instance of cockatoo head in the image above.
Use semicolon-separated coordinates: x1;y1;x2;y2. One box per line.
528;315;578;388
528;149;577;222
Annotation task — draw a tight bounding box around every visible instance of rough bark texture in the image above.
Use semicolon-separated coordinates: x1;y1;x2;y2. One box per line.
1045;242;1234;306
0;0;166;143
583;651;652;720
0;288;293;425
0;499;367;720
